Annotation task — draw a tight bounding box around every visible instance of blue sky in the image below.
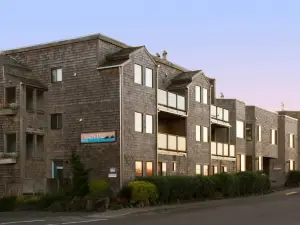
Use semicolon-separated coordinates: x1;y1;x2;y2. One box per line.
2;0;300;111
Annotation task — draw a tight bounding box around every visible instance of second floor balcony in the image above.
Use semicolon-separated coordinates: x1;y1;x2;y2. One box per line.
211;105;230;127
158;133;186;152
158;89;187;117
211;142;236;161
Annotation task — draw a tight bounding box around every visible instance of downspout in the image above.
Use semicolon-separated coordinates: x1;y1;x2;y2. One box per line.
119;66;124;188
155;65;160;175
209;85;213;174
19;81;24;195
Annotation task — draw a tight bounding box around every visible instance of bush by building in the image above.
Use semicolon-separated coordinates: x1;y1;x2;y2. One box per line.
285;171;300;187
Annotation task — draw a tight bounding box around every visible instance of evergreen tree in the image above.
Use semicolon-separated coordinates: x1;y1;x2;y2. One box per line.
70;152;90;197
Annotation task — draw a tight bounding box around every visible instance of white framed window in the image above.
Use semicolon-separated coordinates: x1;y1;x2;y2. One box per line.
241;154;246;171
196;164;201;175
172;162;177;172
134;112;142;132
271;129;278;145
145;68;153;88
203;165;209;176
161;162;167;176
195;86;201;102
289;160;295;171
221;166;228;173
196;125;201;142
258;156;262;171
202;88;208;104
289;134;295;148
213;165;218;174
236;120;244;139
145;115;153;134
257;125;262;142
134;64;142;84
202;126;208;142
51;68;62;82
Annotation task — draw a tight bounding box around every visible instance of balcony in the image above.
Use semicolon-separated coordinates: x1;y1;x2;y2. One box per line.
158;133;187;156
158;89;187;116
0;103;18;116
211;105;230;127
0;152;18;164
211;142;236;161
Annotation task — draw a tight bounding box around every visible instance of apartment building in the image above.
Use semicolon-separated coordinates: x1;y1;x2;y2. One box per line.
0;33;297;195
245;106;279;182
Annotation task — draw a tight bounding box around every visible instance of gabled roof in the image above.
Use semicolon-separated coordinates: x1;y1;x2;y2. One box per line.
171;70;202;84
106;46;143;61
0;54;30;70
6;74;48;90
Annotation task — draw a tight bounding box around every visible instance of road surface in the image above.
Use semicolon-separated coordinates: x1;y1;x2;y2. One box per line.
1;191;299;225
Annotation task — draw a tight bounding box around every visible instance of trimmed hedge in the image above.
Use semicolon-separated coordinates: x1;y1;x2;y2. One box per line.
89;180;110;198
135;171;271;204
285;171;300;187
0;196;17;211
128;181;158;204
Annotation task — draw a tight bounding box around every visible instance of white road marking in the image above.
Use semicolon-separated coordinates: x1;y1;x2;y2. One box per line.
286;191;298;196
0;220;45;225
46;219;108;225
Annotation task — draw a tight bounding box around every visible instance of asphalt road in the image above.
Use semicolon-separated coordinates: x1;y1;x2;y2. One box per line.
1;191;300;225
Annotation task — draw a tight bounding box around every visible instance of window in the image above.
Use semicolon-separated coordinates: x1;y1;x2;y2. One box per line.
134;64;142;84
6;133;16;153
158;162;167;176
36;135;44;157
203;165;209;176
236;120;244;139
271;129;278;145
202;88;208;104
221;166;228;173
172;162;177;172
258;156;263;171
290;160;296;171
5;87;16;103
146;162;153;176
135;161;143;176
202;126;208;142
145;68;153;88
26;133;34;159
51;114;62;129
213;165;218;174
51;68;62;82
257;125;262;142
37;90;44;111
196;164;201;175
134;112;142;132
241;154;246;171
246;123;252;141
195;86;201;102
196;125;201;142
289;134;295;148
26;87;34;112
145;115;153;134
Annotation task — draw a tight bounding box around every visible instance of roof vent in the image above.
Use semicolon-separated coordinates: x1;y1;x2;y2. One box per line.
162;50;167;60
156;53;160;58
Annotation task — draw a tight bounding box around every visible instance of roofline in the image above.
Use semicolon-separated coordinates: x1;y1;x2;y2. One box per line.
3;33;188;72
278;114;298;121
246;105;278;115
216;98;246;104
4;33;129;54
97;60;130;70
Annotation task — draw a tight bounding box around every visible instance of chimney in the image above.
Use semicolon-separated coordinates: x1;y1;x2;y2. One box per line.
162;50;167;60
156;53;161;58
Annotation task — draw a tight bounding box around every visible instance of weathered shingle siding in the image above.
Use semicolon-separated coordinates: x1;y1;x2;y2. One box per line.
187;75;211;175
216;99;246;155
7;39;123;189
157;63;182;90
122;49;157;182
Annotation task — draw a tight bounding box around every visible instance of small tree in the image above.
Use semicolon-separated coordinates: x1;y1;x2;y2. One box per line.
70;151;90;197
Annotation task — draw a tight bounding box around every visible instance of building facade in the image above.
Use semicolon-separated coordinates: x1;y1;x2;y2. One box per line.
0;34;297;196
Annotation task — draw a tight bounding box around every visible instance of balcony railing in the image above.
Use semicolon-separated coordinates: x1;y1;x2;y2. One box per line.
211;105;229;122
211;142;235;157
158;133;186;151
158;89;186;112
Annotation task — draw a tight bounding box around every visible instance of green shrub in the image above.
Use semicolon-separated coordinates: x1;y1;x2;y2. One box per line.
89;180;110;198
0;196;17;211
285;171;300;187
119;184;132;201
211;173;238;197
38;193;71;210
128;181;158;204
194;175;216;199
167;176;195;202
136;176;170;203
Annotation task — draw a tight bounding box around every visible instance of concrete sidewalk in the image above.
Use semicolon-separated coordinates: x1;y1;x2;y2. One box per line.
88;187;300;218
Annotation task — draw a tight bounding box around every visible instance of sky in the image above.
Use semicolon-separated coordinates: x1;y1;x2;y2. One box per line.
1;0;300;111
